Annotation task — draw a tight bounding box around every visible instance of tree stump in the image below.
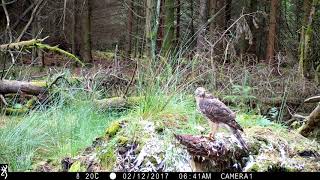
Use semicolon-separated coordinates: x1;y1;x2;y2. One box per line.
175;134;249;172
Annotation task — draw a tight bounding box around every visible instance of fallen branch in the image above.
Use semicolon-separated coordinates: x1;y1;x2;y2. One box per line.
299;103;320;137
0;38;84;66
34;43;84;66
0;79;46;95
304;96;320;103
0;38;46;50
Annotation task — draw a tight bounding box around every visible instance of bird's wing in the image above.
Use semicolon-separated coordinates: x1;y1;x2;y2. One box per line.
199;98;243;132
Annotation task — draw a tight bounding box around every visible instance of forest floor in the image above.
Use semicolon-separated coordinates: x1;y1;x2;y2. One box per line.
1;52;320;172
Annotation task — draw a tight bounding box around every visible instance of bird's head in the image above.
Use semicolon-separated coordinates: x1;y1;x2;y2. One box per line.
195;87;206;98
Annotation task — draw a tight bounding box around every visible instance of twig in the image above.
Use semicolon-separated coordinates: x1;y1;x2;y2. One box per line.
48;73;70;89
123;62;137;98
0;94;8;106
304;96;320;103
16;0;45;42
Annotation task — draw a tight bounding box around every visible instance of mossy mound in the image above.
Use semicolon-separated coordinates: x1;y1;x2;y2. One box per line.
243;126;320;172
49;117;320;172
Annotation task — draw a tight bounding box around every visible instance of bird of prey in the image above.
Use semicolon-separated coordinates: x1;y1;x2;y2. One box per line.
195;87;249;151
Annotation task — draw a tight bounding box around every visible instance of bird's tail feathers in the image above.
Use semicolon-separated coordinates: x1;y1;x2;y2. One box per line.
232;128;249;152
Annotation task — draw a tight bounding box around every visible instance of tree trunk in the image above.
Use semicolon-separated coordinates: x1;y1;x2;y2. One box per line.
126;0;134;60
72;0;81;58
175;0;181;48
37;15;45;68
241;0;258;55
266;0;279;66
196;0;209;55
208;0;225;56
316;64;320;84
295;0;303;45
162;0;175;56
298;0;317;79
225;0;232;30
156;0;165;55
145;0;152;57
83;0;93;63
189;0;195;51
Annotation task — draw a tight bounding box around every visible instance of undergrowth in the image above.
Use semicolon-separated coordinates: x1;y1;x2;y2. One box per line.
0;91;123;171
0;53;292;172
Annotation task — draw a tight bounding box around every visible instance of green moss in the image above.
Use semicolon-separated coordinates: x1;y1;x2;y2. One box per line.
246;163;260;172
5;107;28;115
117;136;129;146
249;141;262;155
95;51;116;60
25;97;37;108
34;43;84;66
68;161;86;172
290;121;303;129
99;148;116;170
95;96;141;109
105;121;121;137
155;121;165;133
30;81;47;87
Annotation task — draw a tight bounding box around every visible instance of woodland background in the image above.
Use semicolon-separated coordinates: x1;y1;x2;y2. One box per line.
0;0;320;172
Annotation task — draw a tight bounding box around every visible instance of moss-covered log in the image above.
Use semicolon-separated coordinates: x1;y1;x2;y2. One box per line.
34;43;84;66
299;103;320;137
0;38;45;50
0;38;84;66
94;96;142;109
0;79;47;95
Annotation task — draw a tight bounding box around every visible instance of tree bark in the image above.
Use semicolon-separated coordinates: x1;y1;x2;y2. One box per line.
145;0;152;57
162;0;175;56
83;0;93;63
196;0;209;55
241;0;258;55
189;0;195;51
175;0;181;48
156;0;165;55
298;0;317;79
72;0;81;58
225;0;232;30
0;80;46;95
266;0;279;66
299;103;320;137
126;0;134;60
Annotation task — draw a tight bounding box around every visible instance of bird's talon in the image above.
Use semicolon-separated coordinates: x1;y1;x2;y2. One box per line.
207;133;215;141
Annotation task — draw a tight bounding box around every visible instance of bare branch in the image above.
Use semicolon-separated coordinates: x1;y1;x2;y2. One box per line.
16;0;45;42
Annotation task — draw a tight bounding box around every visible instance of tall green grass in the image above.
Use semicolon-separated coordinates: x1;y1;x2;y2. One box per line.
0;92;122;171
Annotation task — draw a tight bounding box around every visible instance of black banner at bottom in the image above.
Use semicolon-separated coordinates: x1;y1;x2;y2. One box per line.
1;172;319;180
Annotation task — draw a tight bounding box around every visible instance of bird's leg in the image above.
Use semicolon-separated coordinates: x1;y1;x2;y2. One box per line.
207;122;219;141
208;132;214;140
